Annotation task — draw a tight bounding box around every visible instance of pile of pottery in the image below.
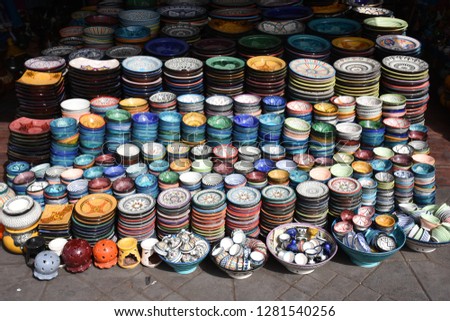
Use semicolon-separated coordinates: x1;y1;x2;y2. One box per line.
156;187;191;239
412;164;436;206
282;118;311;156
375;35;422;59
375;172;395;214
38;204;73;242
363;17;408;41
328;177;362;220
226;186;261;237
295;181;329;227
233;115;259;147
284;35;331;62
260;185;295;237
245;56;287;97
330;96;356;123
164;57;204;95
205;56;245;97
176;94;204;115
309;122;336;159
121;56;163;99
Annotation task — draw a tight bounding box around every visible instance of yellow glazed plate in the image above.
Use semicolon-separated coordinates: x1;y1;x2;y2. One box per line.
247;56;286;72
332;37;375;51
17;70;62;86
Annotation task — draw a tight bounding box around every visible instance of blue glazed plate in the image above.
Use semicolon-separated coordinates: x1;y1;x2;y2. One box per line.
122;56;163;73
308;18;362;36
263;6;313;20
287;34;331;53
115;26;150;39
145;37;189;57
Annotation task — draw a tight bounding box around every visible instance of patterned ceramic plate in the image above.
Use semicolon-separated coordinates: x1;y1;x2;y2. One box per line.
157;188;191;209
328;177;361;195
227;186;261;207
296;181;329;198
353;6;393;16
334;57;380;74
41;45;75;57
193;190;226;209
157;5;207;18
376;35;421;52
382;56;429;74
75;194;117;219
122;55;163;73
262;185;295;202
69;48;105;61
307;18;361;35
106;45;142;59
119;9;160;23
162;24;200;38
69;57;120;71
257;20;304;36
118;193;156;215
24;56;66;71
289;59;335;79
363;17;408;30
164;57;203;72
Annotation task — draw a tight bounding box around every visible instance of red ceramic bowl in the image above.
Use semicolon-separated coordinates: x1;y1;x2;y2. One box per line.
88;177;112;190
354;149;374;161
245;171;267;183
112;177;135;193
390;154;413;166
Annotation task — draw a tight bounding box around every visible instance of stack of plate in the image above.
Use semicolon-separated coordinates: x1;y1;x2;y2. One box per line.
105;45;142;61
262;96;286;115
158;5;208;29
380;56;429;125
282;117;310;156
207;116;233;147
49;118;79;167
38;204;74;242
380;93;407;119
147;92;176;115
358;177;377;206
105;109;132;153
285;35;331;63
208;8;261;38
78;114;105;156
191;38;237;61
238;146;261;163
90;96;119;117
8;118;52;165
226;186;261;237
327;177;362;220
260;185;295;237
158;111;182;145
375;35;421;59
191;189;227;242
288;58;335;103
311;1;351;18
114;26;151;47
359;120;385;149
309;122;336;158
257;19;305;39
382;118;410;148
374;172;395;214
334;57;381;97
68;58;121;100
331;37;375;61
71;193;117;245
121;56;163;99
141;142;166;163
313;102;338;125
351;6;393;22
164;57;204;95
177;94;205;115
135;173;159;199
83;26;114;50
356;96;383;122
245;56;287;97
132;112;159;145
258;113;284;145
330;96;356;123
181;112;207;146
237;35;283;59
68;48;105;61
335;122;362;154
156;187;191;238
24;56;66;73
144;37;190;61
205;56;245;97
118;9;160;38
295;181;329;227
233;115;259;147
363;17;408;41
394;170;415;205
412;163;436;206
41;46;75;59
307;18;362;40
15;70;65;119
117;194;156;241
160;24;201;45
213;144;238;169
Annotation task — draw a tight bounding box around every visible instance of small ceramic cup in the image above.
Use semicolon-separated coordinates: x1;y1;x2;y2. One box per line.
140;238;162;268
48;238;68;257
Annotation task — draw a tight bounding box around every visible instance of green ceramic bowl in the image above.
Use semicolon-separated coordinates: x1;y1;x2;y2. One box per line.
312;122;336;134
379;94;406;106
207;115;233;130
206;56;245;71
158;171;179;184
330;164;354;177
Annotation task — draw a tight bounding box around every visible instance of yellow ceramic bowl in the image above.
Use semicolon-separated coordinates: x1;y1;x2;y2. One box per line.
119;98;148;108
3;222;39;254
268;169;290;183
247;56;286;72
170;158;192;172
332;37;375;51
182;112;206;127
375;215;395;228
313;102;338;115
79;113;105;129
351;161;373;174
58;132;80;145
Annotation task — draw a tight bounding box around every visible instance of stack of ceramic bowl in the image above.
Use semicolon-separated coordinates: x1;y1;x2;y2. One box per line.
12;171;36;196
245;56;287;97
288;168;309;189
131;112;158;146
358;177;377;206
382;118;410;148
181;112;206;146
114;25;151;47
262;96;286;115
121;56;163;99
246;171;269;190
83;166;104;181
380;93;407;119
103;109;131;153
160;24;201;45
158;171;179;191
201;173;224;191
234;160;254;176
206;116;233;147
176;94;205;115
285;100;313;123
118;9;160;38
226;187;261;237
254;159;275;174
48;117;79;167
328;177;362;221
88;177;112;195
375;35;421;59
191;38;237;61
126;163;148;180
24;55;66;73
190;144;212;162
41;46;75;59
94;154;115;168
393;170;415;205
313;102;338;125
307;18;362;41
158;111;182;145
191;159;213;176
288;58;335;103
412;164;436;206
408;140;430;155
134;173;159;198
258;113;284;145
68;58;121;100
205;57;245;97
257;16;305;38
285;35;331;63
259;185;295;237
148;160;169;177
309;122;336;159
116;143;141;168
237;35;283;59
335;122;362;154
15;70;65;119
330;95;356;123
68;48;105;61
82;26;115;50
374;172;395;214
362;17;408;41
261;145;286;162
281;118;310;156
149;92;177;114
67;179;89;204
355;96;383;122
169;158;192;175
141;142;166;164
78;114;105;156
212;144;238;170
44;166;66;185
119;98;149;115
89;96;119;117
60;98;91;122
351;5;394;22
207;7;261;38
204;95;234;118
72;193;117;245
158;5;208;29
233;94;261;117
380;56;429;125
359;120;385;149
144;37;190;61
43;184;68;204
233;115;259;147
331;37;375;61
295;181;329;227
334;57;381;97
164;57;204;95
117;194;156;241
191;189;227;242
179;171;202;196
104;165;127;182
224;174;247;191
27;181;49;208
167;142;190;164
238;146;261;163
156;187;191;238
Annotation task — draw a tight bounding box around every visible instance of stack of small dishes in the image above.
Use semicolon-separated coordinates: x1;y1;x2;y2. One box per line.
238;146;261;163
307;18;362;41
359;120;385;149
118;9;160;38
380;93;407;119
267;169;290;185
160;24;201;45
412;163;436;206
330;95;356;123
354;149;375;162
375;35;422;59
12;171;36;196
114;26;151;48
104;109;132;153
68;58;121;100
191;159;213;176
212;144;238;170
237;34;283;59
335;122;362;154
261;145;286;163
83;166;104;181
351;161;373;179
331;37;375;61
351;6;393;22
329;163;353;178
313;102;338;125
358;177;377;206
141;142;166;164
121;56;163;99
356;96;383;122
246;171;268;190
167;142;190;164
293;153;315;172
204;95;234;118
148;160;169;177
207;116;233;147
38;204;73;243
394;170;415;205
208;7;261;38
234;160;254;176
104;165;126;182
233;115;259;147
260;185;295;237
125;163;147;179
117;194;156;241
78;114;105;156
15;70;65;119
44;166;67;185
72;193;117;245
90;96;120;117
181;112;206;146
191;38;237;61
132;112;159;145
144;37;189;61
226;187;261;237
94;154;115;168
245;56;287;97
363;17;408;41
105;45;142;61
382;117;410;148
224;173;247;191
156;187;191;239
116;143;141;168
233;94;261;117
205;56;245;97
170;158;192;175
334;57;381;97
380;55;429;125
295;181;329;227
309;122;336;159
285;100;313;122
43;184;67;204
257;19;305;39
158;171;179;191
328;177;362;221
311;2;351;18
8;118;52;165
262;96;286;115
60;98;91;122
258;114;284;145
201;173;224;191
164;57;204;95
24;56;66;73
67;179;89;204
288;58;335;103
41;46;75;59
158;5;208;29
82;26;115;50
149;92;177;114
27;181;49;208
176;94;205;115
285;35;331;63
289;168;309;189
375;171;395;214
191;189;227;242
88;178;113;195
179;171;202;196
408;140;430;154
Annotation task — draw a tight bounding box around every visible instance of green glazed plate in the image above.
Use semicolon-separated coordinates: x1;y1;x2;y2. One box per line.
363;17;408;30
206;56;245;71
238;34;282;50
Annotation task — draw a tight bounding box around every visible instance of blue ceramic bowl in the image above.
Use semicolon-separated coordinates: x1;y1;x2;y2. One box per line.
307;18;362;36
177;94;205;105
158;111;182;124
132;112;159;125
115;26;150;39
234;115;259;128
289;169;309;184
409;124;428;133
145;37;189;57
262;96;286;108
50;117;77;131
254;158;275;172
74;154;95;167
83;166;104;179
149;160;169;173
411;163;435;178
371;159;392;172
44;184;67;197
135;173;158;189
6;161;30;175
104;165;125;178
